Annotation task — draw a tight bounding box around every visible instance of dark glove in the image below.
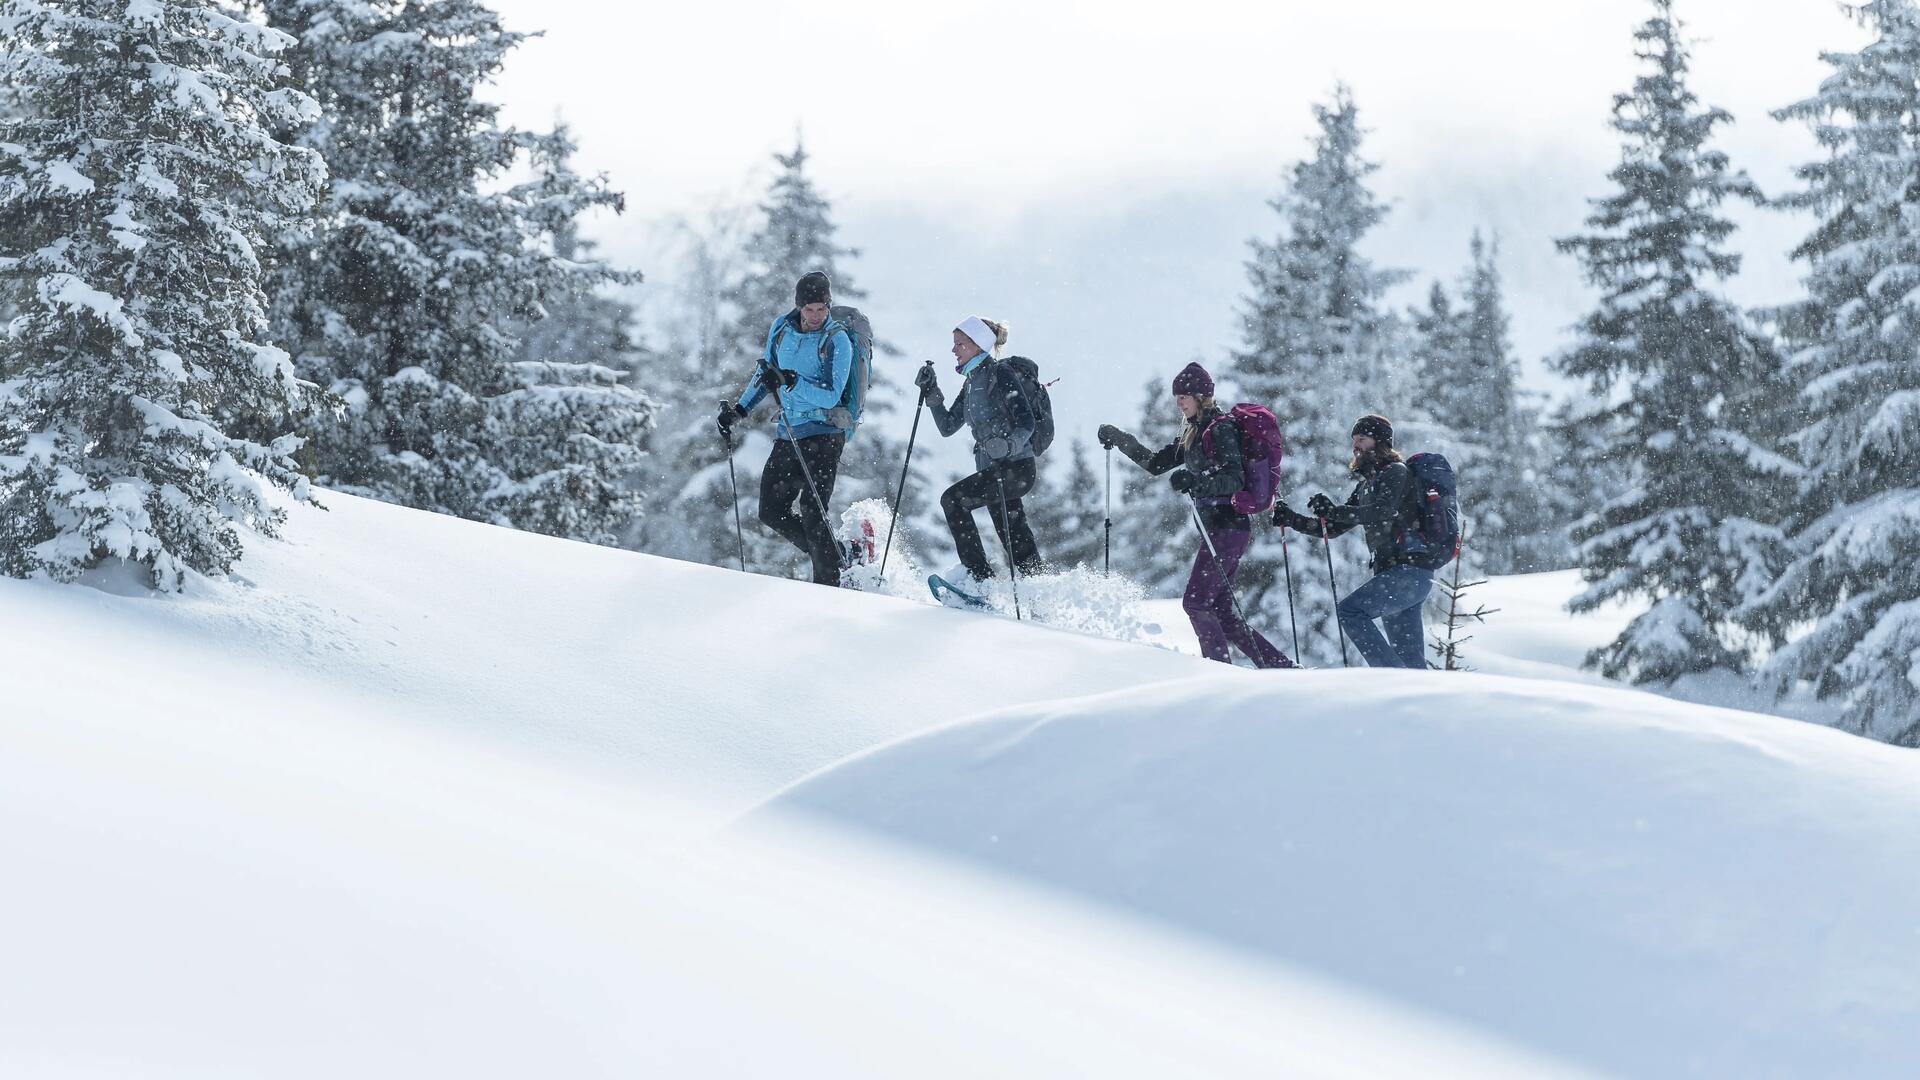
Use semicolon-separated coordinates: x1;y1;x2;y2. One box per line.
979;436;1013;460
1096;423;1123;450
717;401;745;436
913;363;940;394
1271;500;1295;529
1307;492;1336;517
758;363;798;394
1168;470;1198;495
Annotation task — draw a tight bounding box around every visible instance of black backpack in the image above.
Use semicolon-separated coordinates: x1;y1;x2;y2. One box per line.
1002;355;1055;456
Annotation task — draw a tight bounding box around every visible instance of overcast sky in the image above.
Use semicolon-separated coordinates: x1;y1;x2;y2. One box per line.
485;0;1866;476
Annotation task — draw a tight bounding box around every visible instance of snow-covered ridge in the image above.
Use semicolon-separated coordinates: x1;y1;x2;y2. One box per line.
6;491;1917;1075
759;671;1920;1076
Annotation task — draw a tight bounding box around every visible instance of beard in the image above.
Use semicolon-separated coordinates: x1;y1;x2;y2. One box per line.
1349;447;1392;475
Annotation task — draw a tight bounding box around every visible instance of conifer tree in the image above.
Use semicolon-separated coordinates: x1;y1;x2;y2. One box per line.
263;0;650;544
1024;438;1106;572
0;0;325;589
1110;376;1193;591
1554;0;1793;683
1410;233;1557;573
1750;0;1920;743
1230;87;1410;664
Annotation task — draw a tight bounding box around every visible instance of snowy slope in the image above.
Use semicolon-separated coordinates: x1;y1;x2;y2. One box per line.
0;648;1564;1078
0;491;1205;820
759;671;1920;1077
9;491;1915;1075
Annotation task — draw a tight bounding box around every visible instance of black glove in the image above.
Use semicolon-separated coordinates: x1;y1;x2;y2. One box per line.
717;401;745;436
913;363;940;394
1271;500;1295;529
1168;470;1198;495
1096;423;1123;450
979;436;1013;460
1307;492;1336;517
758;363;798;394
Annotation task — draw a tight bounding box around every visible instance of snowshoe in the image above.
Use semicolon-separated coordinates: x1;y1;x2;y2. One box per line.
928;573;992;611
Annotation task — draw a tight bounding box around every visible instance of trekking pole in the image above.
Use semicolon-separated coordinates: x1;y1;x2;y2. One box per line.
995;469;1023;621
720;400;747;572
1188;498;1255;633
760;362;833;526
1280;526;1301;661
879;363;931;578
1319;516;1351;667
1104;446;1113;574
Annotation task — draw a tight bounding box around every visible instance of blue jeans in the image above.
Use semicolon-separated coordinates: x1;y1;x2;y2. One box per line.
1336;565;1434;669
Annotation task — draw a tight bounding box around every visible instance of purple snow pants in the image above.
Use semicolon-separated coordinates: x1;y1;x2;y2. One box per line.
1183;527;1293;669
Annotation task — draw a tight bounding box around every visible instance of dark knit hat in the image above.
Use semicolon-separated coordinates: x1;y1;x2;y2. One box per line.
795;271;832;307
1351;414;1394;446
1170;362;1214;397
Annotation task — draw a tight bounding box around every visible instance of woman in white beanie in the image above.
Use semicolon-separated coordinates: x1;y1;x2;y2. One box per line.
914;316;1044;584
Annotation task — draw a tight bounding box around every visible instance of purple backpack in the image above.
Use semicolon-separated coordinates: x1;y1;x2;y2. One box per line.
1200;404;1285;515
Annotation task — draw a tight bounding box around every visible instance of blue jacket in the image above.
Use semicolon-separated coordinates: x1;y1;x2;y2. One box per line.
929;355;1036;472
737;311;854;441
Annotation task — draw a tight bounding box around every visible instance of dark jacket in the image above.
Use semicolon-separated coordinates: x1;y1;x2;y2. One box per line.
1111;409;1249;532
1276;458;1414;573
929;357;1036;473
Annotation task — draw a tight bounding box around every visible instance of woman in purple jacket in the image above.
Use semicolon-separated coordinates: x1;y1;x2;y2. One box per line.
1099;363;1296;669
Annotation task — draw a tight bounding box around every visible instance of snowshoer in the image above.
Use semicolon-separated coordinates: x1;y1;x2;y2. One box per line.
1099;363;1296;669
717;271;854;586
1273;414;1431;669
914;316;1045;584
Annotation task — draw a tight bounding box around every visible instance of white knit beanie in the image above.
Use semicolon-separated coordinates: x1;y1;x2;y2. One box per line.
955;316;997;357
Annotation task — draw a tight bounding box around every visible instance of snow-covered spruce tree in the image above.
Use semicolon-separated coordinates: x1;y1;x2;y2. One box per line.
1231;86;1412;665
1024;437;1107;572
1553;0;1794;684
1108;376;1191;590
1751;0;1920;743
628;205;751;560
661;141;923;577
0;1;325;589
497;126;659;544
1535;396;1632;572
263;0;648;545
1410;232;1559;573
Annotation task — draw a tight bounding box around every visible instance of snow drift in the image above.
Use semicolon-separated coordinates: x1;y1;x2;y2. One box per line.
760;670;1920;1077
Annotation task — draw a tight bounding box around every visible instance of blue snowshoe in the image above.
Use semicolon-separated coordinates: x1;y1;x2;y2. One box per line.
928;573;992;611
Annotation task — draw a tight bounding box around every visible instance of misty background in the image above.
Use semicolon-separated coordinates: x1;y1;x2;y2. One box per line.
484;0;1858;477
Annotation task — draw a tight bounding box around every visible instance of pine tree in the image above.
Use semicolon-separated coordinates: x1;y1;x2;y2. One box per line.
1110;376;1193;593
1750;0;1920;743
1554;0;1794;684
1535;396;1631;569
262;0;649;544
1230;87;1411;665
656;142;921;577
1024;438;1106;572
1410;232;1559;573
630;206;752;561
0;0;325;589
501;126;660;544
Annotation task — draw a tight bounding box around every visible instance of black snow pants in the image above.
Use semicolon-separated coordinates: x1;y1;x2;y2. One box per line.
940;459;1042;582
760;433;845;585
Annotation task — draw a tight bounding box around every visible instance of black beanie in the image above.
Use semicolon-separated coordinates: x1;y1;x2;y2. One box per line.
1351;414;1394;446
795;271;832;307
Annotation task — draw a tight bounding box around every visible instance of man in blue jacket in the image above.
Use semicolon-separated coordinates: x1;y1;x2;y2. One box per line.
718;271;854;585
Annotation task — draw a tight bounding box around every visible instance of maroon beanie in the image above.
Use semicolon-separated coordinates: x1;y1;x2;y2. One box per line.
1170;362;1214;397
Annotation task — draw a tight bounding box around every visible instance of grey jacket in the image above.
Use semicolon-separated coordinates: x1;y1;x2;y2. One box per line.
928;359;1036;473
